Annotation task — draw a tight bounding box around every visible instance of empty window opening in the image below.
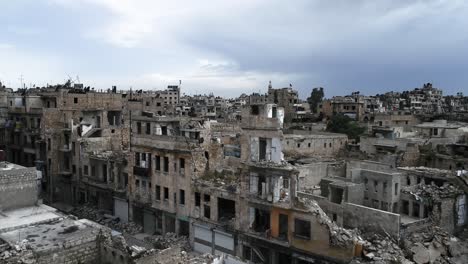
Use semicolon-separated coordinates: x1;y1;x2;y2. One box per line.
155;156;161;171
259;138;267;161
204;194;210;202
163;157;169;172
137;122;142;134
179;189;185;205
294;218;311;240
195;192;201;207
401;200;409;215
218;198;236;222
146;123;151;134
251;208;270;233
394;183;399;195
272;106;277;118
179;158;185;175
330;187;344;204
155;185;161;200
164;187;169;200
161;126;168;135
251;105;259;115
204;205;211;219
279;214;288;241
413;202;420;218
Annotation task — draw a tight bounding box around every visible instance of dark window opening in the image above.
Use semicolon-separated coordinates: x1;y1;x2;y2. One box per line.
204;194;210;202
155;185;161;200
164;187;169;200
294;218;311;239
137;122;142;134
251;105;259;115
278;214;288;241
155;156;161;171
204;205;211;219
401;200;409;215
252;208;270;233
74;98;78;104
195;192;201;207
161;126;168;135
218;198;236;222
272;107;277;118
330;187;344;204
146;122;151;134
259;138;267;160
163;157;169;172
179;189;185;205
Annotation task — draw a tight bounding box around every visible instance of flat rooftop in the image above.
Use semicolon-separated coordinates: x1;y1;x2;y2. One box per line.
0;161;28;171
0;218;104;253
0;204;62;233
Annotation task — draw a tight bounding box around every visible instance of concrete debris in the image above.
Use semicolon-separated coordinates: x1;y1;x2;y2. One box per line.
354;225;468;264
71;204;142;234
402;183;463;202
298;197;360;248
144;233;190;250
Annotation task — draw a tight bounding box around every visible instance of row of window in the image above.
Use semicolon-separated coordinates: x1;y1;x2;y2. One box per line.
135;152;185;174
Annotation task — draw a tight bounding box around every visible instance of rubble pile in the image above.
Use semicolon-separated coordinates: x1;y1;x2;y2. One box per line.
402;183;463;203
71;204;142;234
144;233;190;250
0;239;35;263
354;233;409;264
298;197;360;248
402;226;468;264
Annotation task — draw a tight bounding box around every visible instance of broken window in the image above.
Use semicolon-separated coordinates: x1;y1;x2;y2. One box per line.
179;158;185;175
135;179;140;188
137;122;142;134
164;187;169;200
259;138;267;161
204;194;210;202
146;122;151;134
179;189;185;205
163;157;169;172
394;183;399;195
195;192;201;207
413;202;420;218
204;205;211;219
74;98;78;104
272;106;277;118
279;214;288;241
406;176;411;186
374;180;378;192
218;198;236;222
251;105;259;115
84;165;89;175
161;126;168;135
330;187;344;204
294;218;311;239
155;185;161;200
250;208;270;233
401;200;409;215
155;156;161;171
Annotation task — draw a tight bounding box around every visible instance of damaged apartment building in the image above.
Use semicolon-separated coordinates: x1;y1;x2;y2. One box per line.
0;84;131;216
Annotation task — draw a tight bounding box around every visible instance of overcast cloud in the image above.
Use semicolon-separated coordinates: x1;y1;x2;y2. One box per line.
0;0;467;98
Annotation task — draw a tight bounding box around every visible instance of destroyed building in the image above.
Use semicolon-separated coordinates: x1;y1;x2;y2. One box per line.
1;81;468;264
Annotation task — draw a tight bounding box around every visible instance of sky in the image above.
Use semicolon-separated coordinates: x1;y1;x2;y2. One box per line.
0;0;467;98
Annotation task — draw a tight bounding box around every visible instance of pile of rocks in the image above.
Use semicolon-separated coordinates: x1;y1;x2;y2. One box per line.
402;183;463;202
71;205;142;234
403;226;468;264
0;239;35;263
355;233;409;264
144;233;190;250
298;197;360;248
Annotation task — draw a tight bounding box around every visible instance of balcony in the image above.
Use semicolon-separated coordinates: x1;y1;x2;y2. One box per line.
133;166;150;177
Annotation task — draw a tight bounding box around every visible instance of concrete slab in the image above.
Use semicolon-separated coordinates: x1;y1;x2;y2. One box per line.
0;204;61;233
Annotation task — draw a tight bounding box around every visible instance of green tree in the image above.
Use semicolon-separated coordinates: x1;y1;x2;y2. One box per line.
326;114;366;140
307;87;324;113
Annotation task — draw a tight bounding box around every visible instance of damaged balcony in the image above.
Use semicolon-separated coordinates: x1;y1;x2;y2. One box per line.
249;171;293;208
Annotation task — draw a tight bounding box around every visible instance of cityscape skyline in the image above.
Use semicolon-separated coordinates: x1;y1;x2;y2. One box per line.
1;1;468;98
